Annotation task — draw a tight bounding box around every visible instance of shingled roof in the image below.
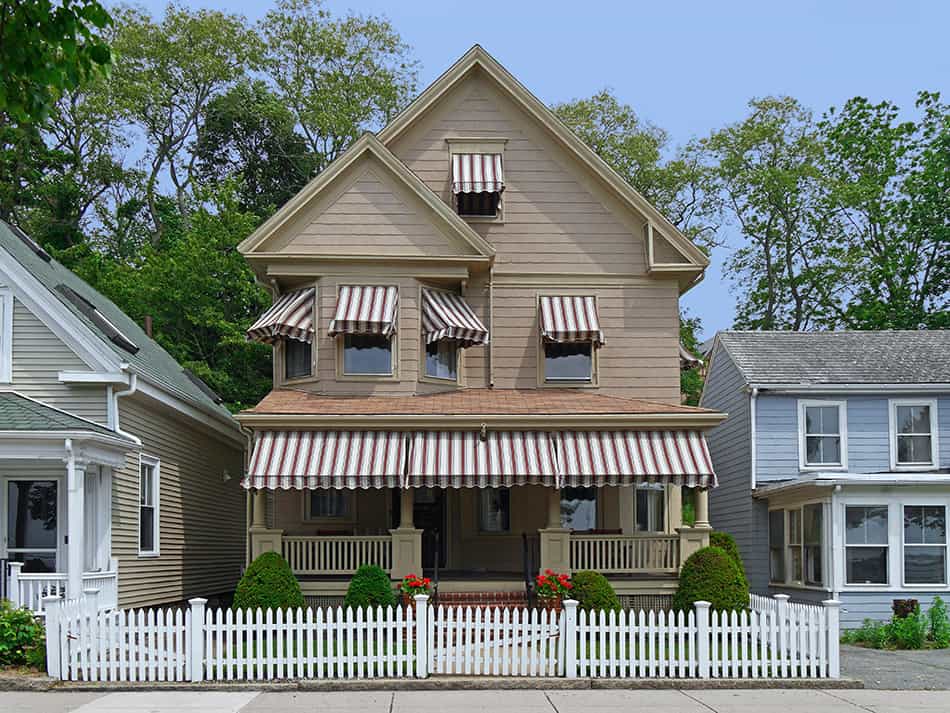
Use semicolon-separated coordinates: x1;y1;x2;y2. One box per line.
716;330;950;385
0;392;134;442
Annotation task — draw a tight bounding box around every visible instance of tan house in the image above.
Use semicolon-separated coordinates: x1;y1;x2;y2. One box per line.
238;46;725;607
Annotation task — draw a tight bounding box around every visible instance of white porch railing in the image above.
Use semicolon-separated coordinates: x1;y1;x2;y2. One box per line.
570;534;680;574
282;535;393;575
7;562;118;615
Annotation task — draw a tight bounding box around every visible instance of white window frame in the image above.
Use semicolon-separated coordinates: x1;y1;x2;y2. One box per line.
0;287;12;383
768;508;786;585
901;503;948;587
843;504;889;587
138;454;160;557
889;399;939;471
768;502;828;590
797;399;847;471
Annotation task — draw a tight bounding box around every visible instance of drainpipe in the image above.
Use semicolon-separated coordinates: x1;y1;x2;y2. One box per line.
750;387;759;490
488;265;495;388
112;364;141;446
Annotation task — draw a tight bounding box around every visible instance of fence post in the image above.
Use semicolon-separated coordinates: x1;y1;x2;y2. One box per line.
43;595;62;679
189;598;207;682
694;600;711;679
563;598;578;679
8;561;22;608
774;594;789;676
414;594;429;678
823;599;841;679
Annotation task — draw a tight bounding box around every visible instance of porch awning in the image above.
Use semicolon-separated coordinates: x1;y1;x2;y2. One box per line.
244;430;405;489
557;430;716;488
539;296;604;346
328;285;399;337
406;431;558;488
247;288;315;344
451;153;504;194
421;288;489;347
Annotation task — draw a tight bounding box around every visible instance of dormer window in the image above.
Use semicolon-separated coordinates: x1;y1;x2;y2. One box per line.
450;146;505;219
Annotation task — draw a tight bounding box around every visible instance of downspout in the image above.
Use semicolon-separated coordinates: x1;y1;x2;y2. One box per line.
112;364;141;446
241;425;255;567
750;387;759;490
488;265;495;388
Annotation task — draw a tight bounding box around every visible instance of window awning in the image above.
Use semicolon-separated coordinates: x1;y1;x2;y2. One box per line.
558;430;716;488
328;285;399;337
246;288;315;345
421;288;489;347
452;153;504;194
539;296;604;346
406;431;558;488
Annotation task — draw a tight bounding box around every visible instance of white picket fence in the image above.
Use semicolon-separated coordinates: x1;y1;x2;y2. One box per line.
43;591;840;682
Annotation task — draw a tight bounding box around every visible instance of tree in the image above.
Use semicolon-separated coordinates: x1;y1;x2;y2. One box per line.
0;0;113;125
260;0;417;172
679;311;704;406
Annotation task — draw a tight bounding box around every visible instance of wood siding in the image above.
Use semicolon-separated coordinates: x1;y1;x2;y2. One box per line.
112;395;244;608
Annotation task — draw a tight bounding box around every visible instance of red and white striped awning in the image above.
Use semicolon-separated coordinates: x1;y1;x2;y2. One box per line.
539;296;605;346
244;431;405;489
246;288;315;344
406;431;558;488
421;288;489;348
328;285;399;337
558;430;716;488
452;154;504;194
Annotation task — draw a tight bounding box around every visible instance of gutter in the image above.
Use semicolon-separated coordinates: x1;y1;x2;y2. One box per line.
748;383;950;394
112;365;142;446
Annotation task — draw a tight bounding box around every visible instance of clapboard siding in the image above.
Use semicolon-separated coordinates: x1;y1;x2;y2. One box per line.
10;297;108;424
836;591;948;628
112;395;244;608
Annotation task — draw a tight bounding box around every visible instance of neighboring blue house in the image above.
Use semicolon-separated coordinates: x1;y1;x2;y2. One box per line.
702;331;950;627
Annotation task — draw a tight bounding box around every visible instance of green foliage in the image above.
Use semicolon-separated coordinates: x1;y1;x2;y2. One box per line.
0;0;113;125
842;599;950;650
672;546;749;613
679;310;704;406
233;552;305;611
890;605;928;649
842;618;891;649
344;565;396;610
570;571;621;613
681;500;696;527
0;599;46;667
929;597;950;648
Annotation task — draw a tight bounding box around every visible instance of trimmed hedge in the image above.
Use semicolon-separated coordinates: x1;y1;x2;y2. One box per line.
233;552;305;611
571;570;621;612
709;531;749;587
672;546;749;613
344;564;397;610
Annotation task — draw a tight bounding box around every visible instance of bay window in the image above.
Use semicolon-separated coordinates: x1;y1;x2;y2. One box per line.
769;509;785;583
343;333;392;375
788;509;803;582
803;504;823;586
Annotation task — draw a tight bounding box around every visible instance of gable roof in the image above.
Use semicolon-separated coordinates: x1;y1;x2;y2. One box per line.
377;45;709;275
0;221;236;426
715;330;950;386
238;133;495;260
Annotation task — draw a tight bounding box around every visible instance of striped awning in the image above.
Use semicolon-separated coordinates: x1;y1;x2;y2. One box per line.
246;288;315;344
452;154;504;194
406;431;558;488
558;430;716;488
328;285;399;337
421;288;489;347
539;296;604;346
244;431;405;489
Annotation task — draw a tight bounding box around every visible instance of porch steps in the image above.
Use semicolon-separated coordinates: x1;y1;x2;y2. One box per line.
435;590;528;609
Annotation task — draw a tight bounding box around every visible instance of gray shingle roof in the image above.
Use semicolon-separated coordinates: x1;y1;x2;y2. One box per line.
0;391;130;439
0;221;236;426
716;330;950;385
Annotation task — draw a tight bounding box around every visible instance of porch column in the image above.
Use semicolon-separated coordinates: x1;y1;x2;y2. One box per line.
667;484;683;531
248;489;282;560
65;445;86;599
539;487;571;574
390;489;422;580
676;487;711;569
695;488;710;529
252;489;267;528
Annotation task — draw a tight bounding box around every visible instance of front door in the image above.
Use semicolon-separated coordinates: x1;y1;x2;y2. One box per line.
6;479;58;573
414;488;446;570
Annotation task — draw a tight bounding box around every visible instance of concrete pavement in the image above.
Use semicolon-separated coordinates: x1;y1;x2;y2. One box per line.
4;689;950;713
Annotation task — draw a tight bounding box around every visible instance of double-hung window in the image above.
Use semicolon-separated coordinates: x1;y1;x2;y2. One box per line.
903;505;947;585
561;487;596;531
139;456;160;556
891;400;938;470
308;491;349;520
799;400;846;469
845;505;888;585
479;488;510;533
787;509;803;583
635;484;666;532
803;504;824;586
284;340;312;380
769;510;785;583
343;334;392;375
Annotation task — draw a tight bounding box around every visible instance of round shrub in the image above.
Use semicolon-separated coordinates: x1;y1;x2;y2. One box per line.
344;564;397;610
709;531;748;587
672;546;749;613
0;599;46;667
233;552;304;611
570;570;621;612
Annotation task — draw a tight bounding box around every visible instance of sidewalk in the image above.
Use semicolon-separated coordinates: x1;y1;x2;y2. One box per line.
3;689;948;713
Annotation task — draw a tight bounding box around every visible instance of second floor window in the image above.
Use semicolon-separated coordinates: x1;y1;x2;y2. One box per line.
800;401;844;468
425;340;458;380
892;401;937;468
284;340;312;380
343;333;392;375
544;342;592;383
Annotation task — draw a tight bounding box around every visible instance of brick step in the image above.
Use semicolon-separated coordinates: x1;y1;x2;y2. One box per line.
435;591;529;608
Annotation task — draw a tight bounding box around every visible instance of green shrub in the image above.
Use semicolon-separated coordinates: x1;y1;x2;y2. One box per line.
929;597;950;648
344;564;396;610
842;618;890;648
890;605;927;649
0;599;45;667
672;546;749;613
233;552;305;611
570;571;621;612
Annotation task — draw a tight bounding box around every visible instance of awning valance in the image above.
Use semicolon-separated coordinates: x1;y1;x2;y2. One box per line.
247;288;315;344
539;296;604;346
406;431;557;488
558;430;716;488
452;153;504;194
244;430;405;489
421;288;489;347
328;285;398;337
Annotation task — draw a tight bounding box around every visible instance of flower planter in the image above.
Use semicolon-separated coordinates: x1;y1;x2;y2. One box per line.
538;597;562;614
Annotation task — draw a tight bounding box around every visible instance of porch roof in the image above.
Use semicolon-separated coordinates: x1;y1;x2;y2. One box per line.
0;392;125;440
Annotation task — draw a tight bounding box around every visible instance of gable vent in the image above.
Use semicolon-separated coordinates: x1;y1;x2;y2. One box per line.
55;284;139;354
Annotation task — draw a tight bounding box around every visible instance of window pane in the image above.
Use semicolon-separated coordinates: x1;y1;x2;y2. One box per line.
846;547;887;584
769;510;785;582
7;480;58;550
925;506;947;544
788;509;802;545
805;546;823;586
425;340;457;380
635;485;665;532
140;506;155;552
285;339;312;379
897;405;931;434
561;487;596;530
140;465;152;507
897;435;933;464
457;191;499;216
806;405;839;435
806;435;841;465
905;547;946;584
309;491;347;518
789;548;803;582
544;342;592;382
804;504;823;545
769;510;784;545
846;506;888;545
10;551;57;574
343;334;392;375
479;488;510;532
769;547;785;583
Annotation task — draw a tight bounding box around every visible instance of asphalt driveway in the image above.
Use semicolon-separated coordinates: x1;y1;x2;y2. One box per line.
841;644;950;689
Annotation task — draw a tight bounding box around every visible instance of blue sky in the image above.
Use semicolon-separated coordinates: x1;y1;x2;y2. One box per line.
132;0;948;339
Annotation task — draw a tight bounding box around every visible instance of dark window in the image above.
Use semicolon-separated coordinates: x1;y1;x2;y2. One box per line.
769;510;785;582
343;334;392;375
636;485;665;532
895;404;934;465
804;404;842;466
425;340;458;380
309;491;348;519
284;340;312;380
904;505;946;584
561;487;596;530
788;509;803;582
479;488;510;532
456;191;499;217
7;480;58;573
544;342;592;382
845;506;888;584
804;504;824;586
139;462;158;554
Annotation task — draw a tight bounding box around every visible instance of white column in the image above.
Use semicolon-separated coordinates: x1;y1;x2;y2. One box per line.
695;487;710;529
399;488;414;528
65;447;86;599
546;487;561;529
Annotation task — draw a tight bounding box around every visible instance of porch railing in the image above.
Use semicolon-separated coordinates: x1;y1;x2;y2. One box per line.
570;534;680;574
282;535;393;575
7;563;118;615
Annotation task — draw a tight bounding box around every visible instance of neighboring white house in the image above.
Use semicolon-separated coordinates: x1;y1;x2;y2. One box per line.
0;220;246;613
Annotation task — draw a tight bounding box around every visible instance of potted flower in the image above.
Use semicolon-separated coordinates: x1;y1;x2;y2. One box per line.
399;573;431;608
535;569;572;612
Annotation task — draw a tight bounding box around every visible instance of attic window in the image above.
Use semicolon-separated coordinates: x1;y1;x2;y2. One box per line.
55;284;139;354
451;153;504;218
